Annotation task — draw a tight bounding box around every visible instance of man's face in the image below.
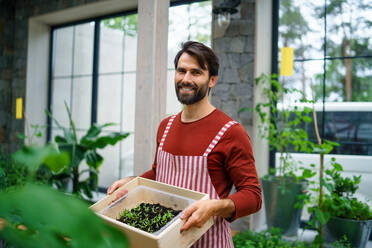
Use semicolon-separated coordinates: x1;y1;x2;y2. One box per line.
175;53;213;105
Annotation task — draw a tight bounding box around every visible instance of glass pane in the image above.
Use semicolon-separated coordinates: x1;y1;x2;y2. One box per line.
54;27;73;77
98;142;120;188
97;74;122;131
123;30;137;72
166;69;182;115
122;73;136;132
51;78;71;128
71;76;92;129
100;17;124;73
188;1;212;46
325;58;372;102
168;1;212;68
123;14;138;72
120;134;135;178
169;5;192;58
326;0;372;57
74;23;94;75
324;110;372;155
279;1;324;60
278;60;324;104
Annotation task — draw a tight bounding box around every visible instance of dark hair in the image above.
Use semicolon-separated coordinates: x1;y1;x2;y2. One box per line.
174;41;219;77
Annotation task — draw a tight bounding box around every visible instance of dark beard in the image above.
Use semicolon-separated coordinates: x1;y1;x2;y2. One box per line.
175;80;209;105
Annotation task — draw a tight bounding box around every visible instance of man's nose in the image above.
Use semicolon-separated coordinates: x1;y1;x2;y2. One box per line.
183;71;192;83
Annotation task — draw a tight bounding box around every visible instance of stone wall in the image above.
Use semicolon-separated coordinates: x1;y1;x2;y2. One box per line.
212;0;255;137
211;0;256;231
0;0;105;153
0;0;15;153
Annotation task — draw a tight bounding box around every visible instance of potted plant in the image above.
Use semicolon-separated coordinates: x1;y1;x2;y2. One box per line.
47;102;129;199
240;74;315;236
301;84;372;248
321;159;372;248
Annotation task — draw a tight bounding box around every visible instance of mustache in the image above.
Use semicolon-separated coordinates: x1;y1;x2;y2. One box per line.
177;82;198;90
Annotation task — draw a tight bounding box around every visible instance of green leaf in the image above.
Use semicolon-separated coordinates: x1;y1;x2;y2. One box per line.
302;116;312;123
44;151;70;174
16;133;26;140
314;208;330;225
301;169;315;179
238;107;252;114
55;135;68;144
85;151;103;170
58;144;86;168
80;123;116;144
12;145;57;173
332;162;343;172
82;132;130;149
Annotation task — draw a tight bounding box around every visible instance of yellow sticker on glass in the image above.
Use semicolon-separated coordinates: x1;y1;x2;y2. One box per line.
280;47;293;76
16;97;23;119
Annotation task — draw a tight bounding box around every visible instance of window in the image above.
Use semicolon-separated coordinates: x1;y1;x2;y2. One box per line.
275;0;372;155
48;0;212;190
167;1;212;115
49;12;138;190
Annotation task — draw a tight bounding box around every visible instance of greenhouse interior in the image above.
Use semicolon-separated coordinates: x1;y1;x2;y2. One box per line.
0;0;372;247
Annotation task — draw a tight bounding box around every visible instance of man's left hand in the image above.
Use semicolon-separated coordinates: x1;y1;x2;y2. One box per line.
179;199;235;232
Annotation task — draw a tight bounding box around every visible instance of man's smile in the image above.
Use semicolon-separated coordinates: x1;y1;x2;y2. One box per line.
177;82;198;94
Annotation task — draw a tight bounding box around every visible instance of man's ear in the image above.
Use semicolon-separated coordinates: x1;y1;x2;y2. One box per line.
208;76;218;89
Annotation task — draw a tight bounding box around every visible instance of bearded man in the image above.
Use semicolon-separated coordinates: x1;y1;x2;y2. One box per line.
108;41;262;248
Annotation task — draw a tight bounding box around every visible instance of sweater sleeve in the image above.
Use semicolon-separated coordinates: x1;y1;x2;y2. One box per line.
140;117;169;180
224;124;262;221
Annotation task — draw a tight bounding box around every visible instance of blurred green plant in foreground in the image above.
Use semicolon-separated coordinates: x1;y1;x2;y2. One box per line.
0;142;128;247
0;184;128;248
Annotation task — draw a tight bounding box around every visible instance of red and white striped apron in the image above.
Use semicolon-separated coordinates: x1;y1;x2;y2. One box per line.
156;115;237;248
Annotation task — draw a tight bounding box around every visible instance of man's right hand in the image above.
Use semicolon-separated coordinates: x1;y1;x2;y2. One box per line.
106;176;136;203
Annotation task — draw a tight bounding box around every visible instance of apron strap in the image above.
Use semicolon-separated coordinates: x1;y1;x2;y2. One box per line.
203;120;238;157
159;115;177;150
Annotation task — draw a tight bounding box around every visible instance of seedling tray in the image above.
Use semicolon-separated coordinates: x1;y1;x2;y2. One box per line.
90;177;214;248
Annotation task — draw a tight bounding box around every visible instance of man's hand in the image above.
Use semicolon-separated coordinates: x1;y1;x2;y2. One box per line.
179;199;235;232
106;176;136;203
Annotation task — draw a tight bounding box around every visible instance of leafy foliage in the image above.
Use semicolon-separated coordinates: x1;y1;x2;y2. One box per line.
233;228;312;248
0;146;65;191
241;74;315;181
0;184;128;248
322;159;372;220
0;149;28;191
233;228;353;248
0;141;129;247
47;102;129;199
102;14;138;36
313;0;372;102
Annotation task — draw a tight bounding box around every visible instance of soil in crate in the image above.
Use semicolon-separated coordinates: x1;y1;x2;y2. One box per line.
117;203;181;233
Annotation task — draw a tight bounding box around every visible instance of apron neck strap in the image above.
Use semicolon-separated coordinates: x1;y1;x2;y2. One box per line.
159;115;177;150
203;120;238;157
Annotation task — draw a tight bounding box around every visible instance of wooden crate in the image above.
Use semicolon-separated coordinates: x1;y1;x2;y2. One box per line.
90;177;214;248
